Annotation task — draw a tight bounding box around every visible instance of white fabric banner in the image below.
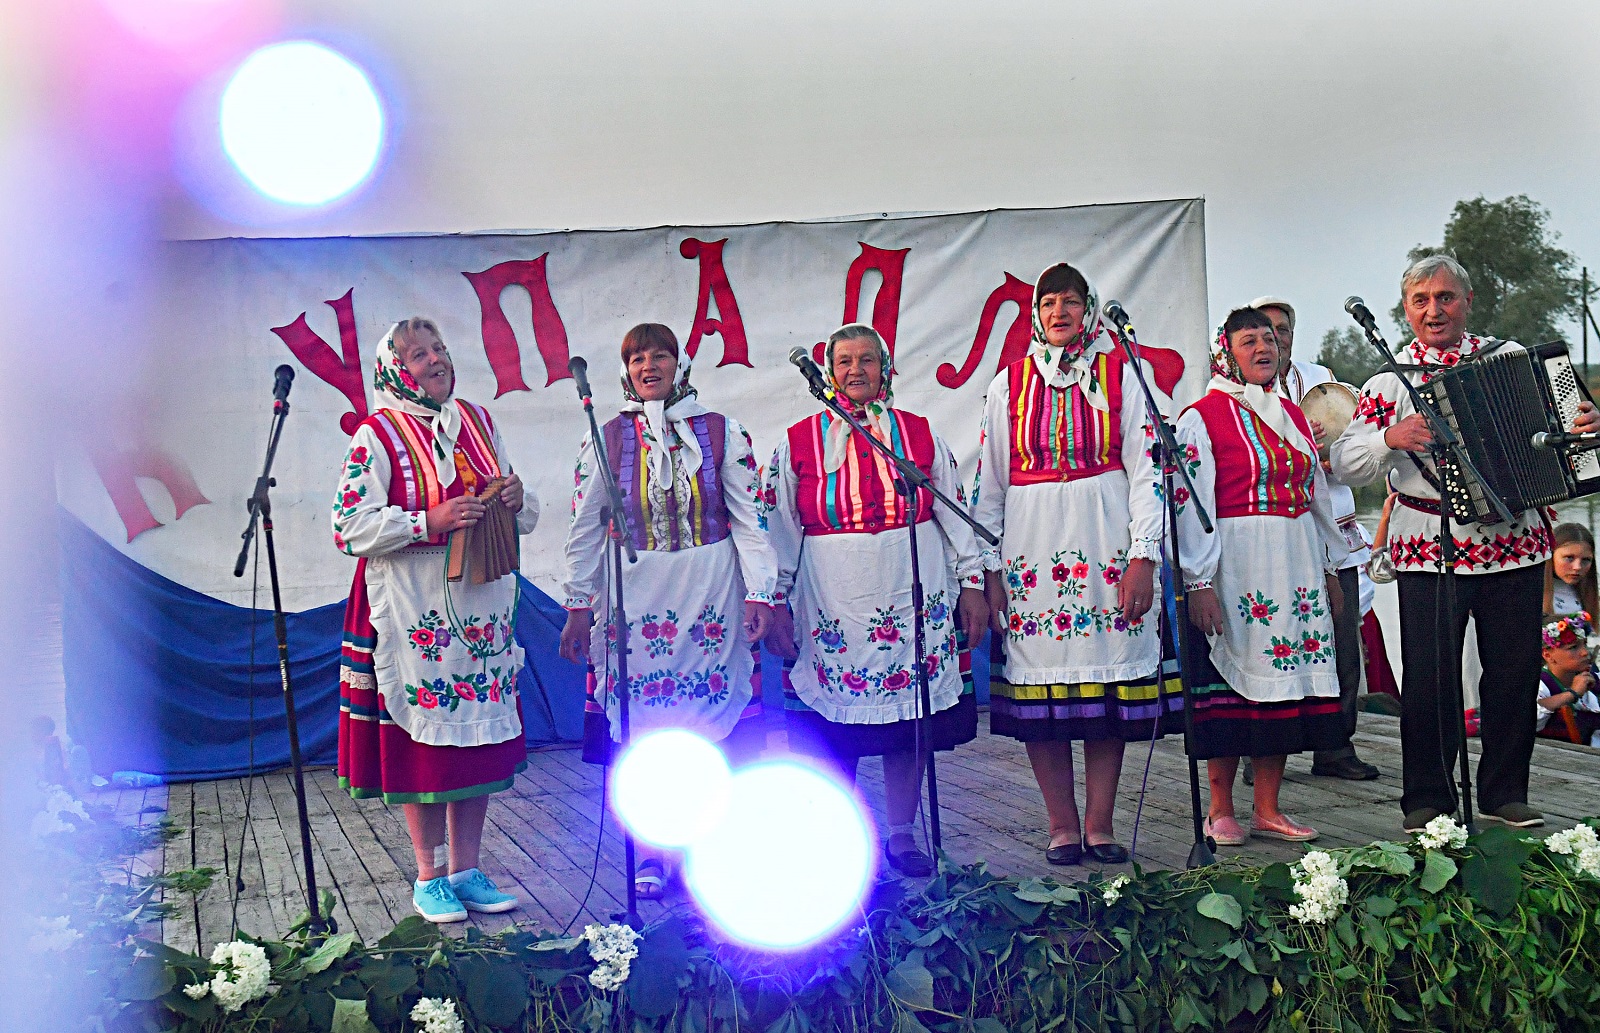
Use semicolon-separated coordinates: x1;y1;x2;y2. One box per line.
56;201;1208;611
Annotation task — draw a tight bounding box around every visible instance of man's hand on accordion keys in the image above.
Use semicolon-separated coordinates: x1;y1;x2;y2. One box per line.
1383;413;1434;453
426;495;487;537
1571;400;1600;435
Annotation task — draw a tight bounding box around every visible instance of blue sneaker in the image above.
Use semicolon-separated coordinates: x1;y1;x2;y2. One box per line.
413;876;468;923
449;868;518;913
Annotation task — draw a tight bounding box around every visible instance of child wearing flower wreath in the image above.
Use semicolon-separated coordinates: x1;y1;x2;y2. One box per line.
1537;612;1600;748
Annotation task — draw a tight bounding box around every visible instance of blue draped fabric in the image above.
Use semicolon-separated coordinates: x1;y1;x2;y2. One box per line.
58;511;584;783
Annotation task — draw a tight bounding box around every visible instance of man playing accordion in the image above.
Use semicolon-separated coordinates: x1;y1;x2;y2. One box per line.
1331;254;1600;833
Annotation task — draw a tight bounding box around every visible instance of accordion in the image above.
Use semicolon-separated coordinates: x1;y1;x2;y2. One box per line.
1419;341;1600;525
445;478;520;584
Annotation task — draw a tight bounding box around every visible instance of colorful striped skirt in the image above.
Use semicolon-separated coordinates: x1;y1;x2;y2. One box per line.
988;619;1185;743
337;558;527;804
1180;617;1343;760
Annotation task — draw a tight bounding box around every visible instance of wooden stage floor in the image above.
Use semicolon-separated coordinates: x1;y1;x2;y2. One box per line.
115;710;1600;955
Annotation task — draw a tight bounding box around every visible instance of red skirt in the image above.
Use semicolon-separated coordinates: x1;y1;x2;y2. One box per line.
337;558;527;804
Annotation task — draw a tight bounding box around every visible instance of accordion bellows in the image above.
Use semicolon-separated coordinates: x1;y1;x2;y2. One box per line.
446;477;519;584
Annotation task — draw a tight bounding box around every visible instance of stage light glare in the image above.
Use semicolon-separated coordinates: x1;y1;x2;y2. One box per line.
610;729;732;848
685;761;874;949
219;41;383;206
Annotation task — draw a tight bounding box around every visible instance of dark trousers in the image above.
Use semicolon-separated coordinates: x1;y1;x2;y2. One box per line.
1313;566;1363;764
1396;564;1543;816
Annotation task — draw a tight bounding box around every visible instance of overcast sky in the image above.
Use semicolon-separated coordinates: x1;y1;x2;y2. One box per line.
166;0;1600;356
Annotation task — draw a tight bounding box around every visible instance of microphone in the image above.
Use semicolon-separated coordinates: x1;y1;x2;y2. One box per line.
1344;296;1379;334
568;355;592;401
1102;300;1134;337
1531;430;1600;450
272;364;294;403
788;346;833;398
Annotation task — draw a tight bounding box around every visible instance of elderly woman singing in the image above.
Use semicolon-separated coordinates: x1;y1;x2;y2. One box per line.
762;323;989;878
1176;307;1350;846
333;318;539;923
559;323;778;899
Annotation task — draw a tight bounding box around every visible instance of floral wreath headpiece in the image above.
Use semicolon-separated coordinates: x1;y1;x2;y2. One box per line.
1542;611;1592;649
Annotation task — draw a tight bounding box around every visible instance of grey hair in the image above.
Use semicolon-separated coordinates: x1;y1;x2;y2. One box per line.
1401;253;1472;296
825;323;885;363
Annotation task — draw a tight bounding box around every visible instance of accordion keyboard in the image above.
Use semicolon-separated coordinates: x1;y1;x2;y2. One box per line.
1543;352;1600;482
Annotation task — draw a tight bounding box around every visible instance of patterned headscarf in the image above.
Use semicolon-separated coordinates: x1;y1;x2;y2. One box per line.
373;321;465;490
823;324;895;474
617;342;709;492
1028;264;1110;412
1209;320;1313;458
1543;612;1592;650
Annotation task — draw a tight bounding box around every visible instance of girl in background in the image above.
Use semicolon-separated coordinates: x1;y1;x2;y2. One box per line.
1543;523;1599;618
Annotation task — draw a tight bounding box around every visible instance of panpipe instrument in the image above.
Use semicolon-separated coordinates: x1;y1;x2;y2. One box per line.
1418;340;1600;525
446;477;519;584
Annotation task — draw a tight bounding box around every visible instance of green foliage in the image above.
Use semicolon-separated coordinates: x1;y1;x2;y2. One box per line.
1392;194;1579;346
94;819;1600;1033
1314;326;1385;390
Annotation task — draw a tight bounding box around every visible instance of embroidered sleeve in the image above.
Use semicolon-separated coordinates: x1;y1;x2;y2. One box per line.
929;432;986;583
331;424;425;558
971;372;1012;571
561;431;608;610
1119;362;1170;563
1308;457;1352;572
722;418;779;604
763;440;805;601
1330;370;1407;489
1174;407;1220;591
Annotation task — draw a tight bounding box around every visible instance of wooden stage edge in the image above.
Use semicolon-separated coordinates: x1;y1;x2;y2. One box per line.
112;710;1600;955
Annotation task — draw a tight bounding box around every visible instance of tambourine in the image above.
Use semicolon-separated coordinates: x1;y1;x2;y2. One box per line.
1299;382;1359;456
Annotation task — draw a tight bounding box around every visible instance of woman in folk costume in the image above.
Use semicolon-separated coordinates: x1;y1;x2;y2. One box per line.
333;318;539;923
558;323;777;899
762;323;989;878
972;262;1183;867
1175;307;1349;846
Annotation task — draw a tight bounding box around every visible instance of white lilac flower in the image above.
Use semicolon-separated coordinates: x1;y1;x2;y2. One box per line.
27;916;82;953
208;940;272;1013
1101;874;1130;905
1414;814;1469;851
410;997;466;1033
1288;850;1349;925
1547;824;1600;879
582;922;641;991
42;785;89;822
182;982;210;1000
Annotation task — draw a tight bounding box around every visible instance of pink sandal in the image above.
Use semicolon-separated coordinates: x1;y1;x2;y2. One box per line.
1253;815;1318;842
1204;816;1250;846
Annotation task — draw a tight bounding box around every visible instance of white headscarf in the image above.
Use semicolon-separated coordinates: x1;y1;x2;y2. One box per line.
1028;264;1111;412
618;346;709;492
821;324;896;474
372;321;465;490
1209;320;1314;458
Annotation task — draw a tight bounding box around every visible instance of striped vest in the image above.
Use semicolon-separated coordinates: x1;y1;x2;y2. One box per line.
1189;391;1317;519
1006;352;1126;485
601;411;730;552
362;400;503;545
785;409;936;535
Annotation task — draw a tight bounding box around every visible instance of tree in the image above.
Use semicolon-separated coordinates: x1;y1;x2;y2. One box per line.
1315;326;1384;388
1391;194;1578;345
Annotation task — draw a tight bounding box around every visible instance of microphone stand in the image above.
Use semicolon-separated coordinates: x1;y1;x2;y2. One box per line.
1347;315;1513;832
232;385;330;937
572;379;643;927
796;375;998;854
1103;317;1217;868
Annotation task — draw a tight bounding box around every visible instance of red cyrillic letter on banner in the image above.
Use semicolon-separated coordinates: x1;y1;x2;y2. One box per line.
937;273;1034;389
270;288;368;435
679;238;751;368
91;446;210;542
842;244;909;358
463;256;572;395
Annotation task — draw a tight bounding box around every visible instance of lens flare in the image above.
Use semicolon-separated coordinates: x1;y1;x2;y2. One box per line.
219;40;383;205
610;729;732;848
685;760;874;949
